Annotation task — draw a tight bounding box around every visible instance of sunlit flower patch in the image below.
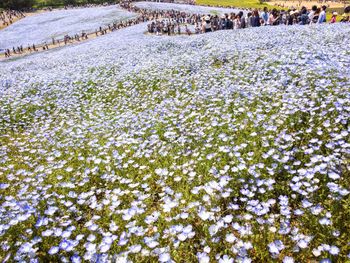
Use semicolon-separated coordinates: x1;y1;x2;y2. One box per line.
0;5;137;49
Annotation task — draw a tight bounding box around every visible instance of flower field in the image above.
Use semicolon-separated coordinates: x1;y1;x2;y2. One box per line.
133;2;246;15
0;5;136;50
0;8;350;262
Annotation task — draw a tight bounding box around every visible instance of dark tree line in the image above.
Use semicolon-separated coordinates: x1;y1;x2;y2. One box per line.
0;0;36;9
0;0;118;9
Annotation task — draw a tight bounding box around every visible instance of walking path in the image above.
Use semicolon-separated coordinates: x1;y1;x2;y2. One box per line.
0;10;45;30
0;30;104;60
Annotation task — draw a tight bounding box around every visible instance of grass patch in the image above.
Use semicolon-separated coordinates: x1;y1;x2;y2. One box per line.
196;0;280;9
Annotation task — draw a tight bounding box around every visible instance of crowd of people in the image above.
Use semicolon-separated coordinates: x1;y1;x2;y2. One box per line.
1;1;350;58
142;0;195;3
0;9;25;28
145;4;350;35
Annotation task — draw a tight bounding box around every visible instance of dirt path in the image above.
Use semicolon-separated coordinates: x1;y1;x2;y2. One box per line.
0;7;139;61
0;10;46;31
0;28;110;60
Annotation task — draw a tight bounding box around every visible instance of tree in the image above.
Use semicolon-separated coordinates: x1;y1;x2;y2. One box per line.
2;0;36;9
64;0;77;6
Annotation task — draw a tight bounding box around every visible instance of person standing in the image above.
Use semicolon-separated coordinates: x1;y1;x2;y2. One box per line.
318;5;327;24
311;7;321;24
340;6;349;22
239;11;246;28
219;14;227;30
202;16;212;33
308;5;317;23
268;9;278;25
330;12;337;23
226;14;234;29
185;25;191;35
261;7;269;25
234;14;241;29
251;10;261;27
299;7;309;25
246;12;252;28
195;23;200;34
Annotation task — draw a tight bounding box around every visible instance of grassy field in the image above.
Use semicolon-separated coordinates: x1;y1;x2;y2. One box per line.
196;0;271;9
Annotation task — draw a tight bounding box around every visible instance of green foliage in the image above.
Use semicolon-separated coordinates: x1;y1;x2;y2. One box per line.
1;0;36;9
196;0;270;9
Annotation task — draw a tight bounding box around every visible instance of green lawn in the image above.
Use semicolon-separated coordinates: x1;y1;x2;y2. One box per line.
196;0;274;9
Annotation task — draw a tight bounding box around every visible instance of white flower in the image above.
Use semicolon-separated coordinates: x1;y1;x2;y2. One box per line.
329;245;339;255
85;243;96;252
129;244;142;253
197;252;210;263
297;239;308;249
198;209;212;221
71;255;81;263
159;253;171;262
225;234;236;243
312;248;321;257
219;255;234;263
115;255;129;263
100;243;111;253
268;240;285;254
48;246;59;255
283;256;294;263
223;215;233;223
328;171;340;180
